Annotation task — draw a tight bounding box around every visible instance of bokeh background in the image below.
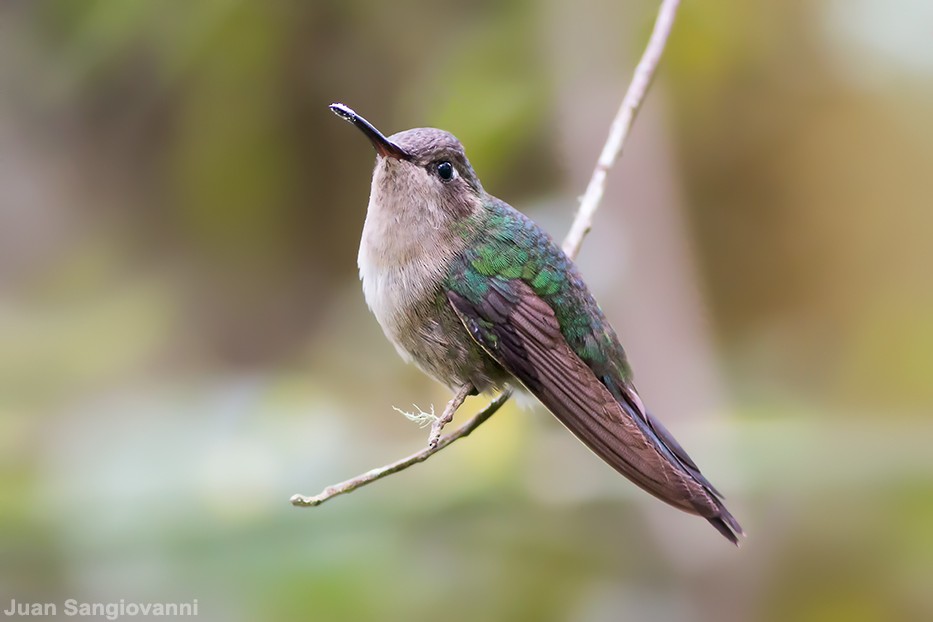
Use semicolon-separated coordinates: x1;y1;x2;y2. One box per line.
2;0;932;620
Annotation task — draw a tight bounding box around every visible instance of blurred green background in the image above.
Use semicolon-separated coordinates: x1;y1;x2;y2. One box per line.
1;0;932;620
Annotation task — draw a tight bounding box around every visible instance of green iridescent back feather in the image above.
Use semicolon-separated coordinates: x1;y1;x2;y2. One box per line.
444;198;633;389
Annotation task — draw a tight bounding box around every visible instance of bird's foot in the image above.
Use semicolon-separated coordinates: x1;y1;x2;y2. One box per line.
427;384;473;448
427;417;451;448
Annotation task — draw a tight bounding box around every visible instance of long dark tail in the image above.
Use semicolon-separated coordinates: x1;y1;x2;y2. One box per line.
640;407;745;545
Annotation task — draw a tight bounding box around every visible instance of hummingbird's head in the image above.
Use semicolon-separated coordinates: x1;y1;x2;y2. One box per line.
330;103;484;223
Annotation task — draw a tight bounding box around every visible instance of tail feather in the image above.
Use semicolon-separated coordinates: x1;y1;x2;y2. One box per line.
708;514;742;546
639;406;745;545
612;387;745;544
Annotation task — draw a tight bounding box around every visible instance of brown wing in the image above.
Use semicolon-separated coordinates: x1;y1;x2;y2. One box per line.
448;279;743;544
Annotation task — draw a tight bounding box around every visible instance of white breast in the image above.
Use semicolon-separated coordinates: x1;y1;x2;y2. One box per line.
357;198;459;363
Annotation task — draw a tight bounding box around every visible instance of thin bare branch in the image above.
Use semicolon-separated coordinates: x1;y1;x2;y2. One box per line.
562;0;681;259
290;390;512;506
291;0;681;508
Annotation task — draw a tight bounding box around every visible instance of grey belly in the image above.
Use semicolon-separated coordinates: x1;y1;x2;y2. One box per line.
394;301;508;392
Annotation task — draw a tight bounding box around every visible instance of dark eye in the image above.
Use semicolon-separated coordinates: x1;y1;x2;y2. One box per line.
436;161;454;181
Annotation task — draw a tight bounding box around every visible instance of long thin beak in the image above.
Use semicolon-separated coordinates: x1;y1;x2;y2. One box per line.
329;103;410;161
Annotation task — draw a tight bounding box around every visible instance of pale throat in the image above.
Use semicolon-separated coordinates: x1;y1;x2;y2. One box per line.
357;162;470;333
358;160;472;269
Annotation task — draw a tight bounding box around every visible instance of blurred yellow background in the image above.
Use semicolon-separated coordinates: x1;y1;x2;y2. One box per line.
1;1;931;621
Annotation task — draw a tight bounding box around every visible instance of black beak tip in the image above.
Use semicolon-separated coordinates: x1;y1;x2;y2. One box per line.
329;102;355;122
328;102;410;161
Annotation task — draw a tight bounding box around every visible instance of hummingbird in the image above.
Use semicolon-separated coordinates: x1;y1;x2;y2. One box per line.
331;103;744;545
